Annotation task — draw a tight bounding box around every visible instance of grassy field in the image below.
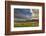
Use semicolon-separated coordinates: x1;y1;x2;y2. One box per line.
14;21;39;27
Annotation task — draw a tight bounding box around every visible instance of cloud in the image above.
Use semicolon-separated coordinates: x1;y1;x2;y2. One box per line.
14;8;32;19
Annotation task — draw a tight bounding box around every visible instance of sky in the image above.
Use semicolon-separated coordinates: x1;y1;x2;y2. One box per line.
14;8;32;19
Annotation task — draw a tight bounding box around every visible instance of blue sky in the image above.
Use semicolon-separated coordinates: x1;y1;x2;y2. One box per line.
14;8;32;19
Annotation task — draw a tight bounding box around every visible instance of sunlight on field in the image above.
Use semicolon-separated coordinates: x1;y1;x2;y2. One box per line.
14;22;39;27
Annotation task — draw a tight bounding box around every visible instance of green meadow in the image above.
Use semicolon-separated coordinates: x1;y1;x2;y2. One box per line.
14;21;39;27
